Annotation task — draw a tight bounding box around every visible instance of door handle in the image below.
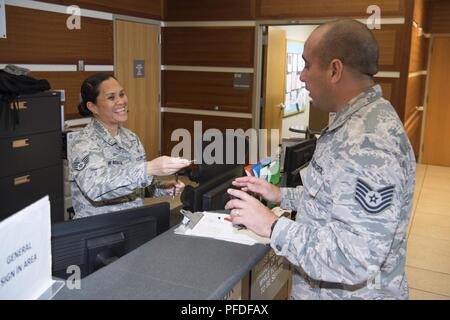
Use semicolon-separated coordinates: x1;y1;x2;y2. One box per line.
14;175;31;186
415;106;424;112
277;103;286;110
10;101;28;110
12;138;30;149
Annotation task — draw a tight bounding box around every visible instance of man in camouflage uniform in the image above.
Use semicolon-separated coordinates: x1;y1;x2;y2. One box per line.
69;118;172;219
226;20;416;299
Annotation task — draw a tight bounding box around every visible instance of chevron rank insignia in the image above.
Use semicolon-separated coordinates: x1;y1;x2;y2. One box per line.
72;154;89;171
355;178;395;214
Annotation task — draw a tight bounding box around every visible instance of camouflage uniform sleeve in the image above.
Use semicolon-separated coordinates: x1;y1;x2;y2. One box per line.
70;139;153;202
146;178;173;198
271;132;405;286
280;186;304;211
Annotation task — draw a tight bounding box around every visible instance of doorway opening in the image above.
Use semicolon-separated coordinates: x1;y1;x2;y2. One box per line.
256;23;330;157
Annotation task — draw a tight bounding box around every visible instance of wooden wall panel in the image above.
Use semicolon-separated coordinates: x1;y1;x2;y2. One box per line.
29;71;114;120
162;71;253;113
162;27;255;67
405;110;422;158
0;6;112;64
256;0;405;19
374;77;400;115
372;25;406;71
161;113;252;156
164;0;256;21
427;0;450;34
404;75;426;122
413;0;427;28
409;25;428;72
41;0;163;20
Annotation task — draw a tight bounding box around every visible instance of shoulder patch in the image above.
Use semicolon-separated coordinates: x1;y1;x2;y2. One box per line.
72;154;89;171
355;178;395;214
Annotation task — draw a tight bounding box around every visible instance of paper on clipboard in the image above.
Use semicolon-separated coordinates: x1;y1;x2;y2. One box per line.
175;211;270;246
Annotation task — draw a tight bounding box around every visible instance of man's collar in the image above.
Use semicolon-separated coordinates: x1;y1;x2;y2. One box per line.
326;84;382;132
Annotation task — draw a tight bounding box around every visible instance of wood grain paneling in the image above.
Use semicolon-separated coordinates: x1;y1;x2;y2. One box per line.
396;0;414;124
405;110;422;158
374;77;400;115
0;6;112;64
29;71;113;120
165;0;256;21
404;75;426;122
162;27;255;67
372;25;406;71
427;0;450;34
409;25;428;72
41;0;163;20
161;113;252;156
115;20;160;160
413;0;428;28
422;37;450;166
256;0;405;19
162;71;253;113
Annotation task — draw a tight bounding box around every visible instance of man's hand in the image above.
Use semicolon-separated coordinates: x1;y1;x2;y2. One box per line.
232;176;282;204
147;156;191;176
225;188;278;238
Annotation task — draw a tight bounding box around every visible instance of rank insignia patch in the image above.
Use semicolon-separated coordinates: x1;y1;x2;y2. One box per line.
355;178;395;214
72;154;89;171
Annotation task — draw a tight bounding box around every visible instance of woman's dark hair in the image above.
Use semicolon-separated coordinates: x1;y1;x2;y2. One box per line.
78;73;116;116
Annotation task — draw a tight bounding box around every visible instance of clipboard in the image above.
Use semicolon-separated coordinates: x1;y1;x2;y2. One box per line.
174;209;269;245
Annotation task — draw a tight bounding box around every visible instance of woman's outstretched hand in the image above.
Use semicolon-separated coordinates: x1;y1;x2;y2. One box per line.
147;156;191;176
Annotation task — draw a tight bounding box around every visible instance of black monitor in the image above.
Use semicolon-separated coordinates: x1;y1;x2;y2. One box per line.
181;165;243;212
202;176;237;211
51;202;170;279
283;138;317;187
190;133;250;183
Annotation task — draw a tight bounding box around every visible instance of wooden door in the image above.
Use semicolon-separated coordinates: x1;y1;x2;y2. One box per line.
422;37;450;166
263;27;286;157
115;20;160;160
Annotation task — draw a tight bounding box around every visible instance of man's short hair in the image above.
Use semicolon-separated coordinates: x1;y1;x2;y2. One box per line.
314;20;379;76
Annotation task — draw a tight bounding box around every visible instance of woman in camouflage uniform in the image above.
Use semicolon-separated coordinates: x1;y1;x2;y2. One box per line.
69;74;190;218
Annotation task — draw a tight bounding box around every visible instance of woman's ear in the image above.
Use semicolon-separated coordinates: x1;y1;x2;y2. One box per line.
86;101;98;115
330;58;344;83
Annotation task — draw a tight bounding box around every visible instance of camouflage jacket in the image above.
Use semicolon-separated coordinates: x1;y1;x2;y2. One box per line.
272;85;416;299
68;119;168;218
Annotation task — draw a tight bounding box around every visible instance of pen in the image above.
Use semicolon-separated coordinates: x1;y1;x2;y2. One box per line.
223;216;246;230
172;173;178;199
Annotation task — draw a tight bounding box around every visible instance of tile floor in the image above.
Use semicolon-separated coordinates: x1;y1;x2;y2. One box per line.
406;164;450;300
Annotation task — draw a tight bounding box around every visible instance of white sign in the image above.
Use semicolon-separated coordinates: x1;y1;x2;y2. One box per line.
0;197;54;299
0;0;6;38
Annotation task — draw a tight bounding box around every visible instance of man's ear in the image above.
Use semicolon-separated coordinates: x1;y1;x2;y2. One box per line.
86;101;98;115
329;59;344;83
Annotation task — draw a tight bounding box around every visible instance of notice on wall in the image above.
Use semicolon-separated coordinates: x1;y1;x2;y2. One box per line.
0;196;54;299
134;59;145;78
0;0;6;38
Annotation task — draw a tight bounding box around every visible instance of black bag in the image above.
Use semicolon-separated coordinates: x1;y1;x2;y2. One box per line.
0;70;51;130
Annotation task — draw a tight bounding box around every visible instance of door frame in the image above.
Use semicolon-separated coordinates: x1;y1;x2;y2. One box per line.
254;19;333;131
419;34;450;163
113;14;162;155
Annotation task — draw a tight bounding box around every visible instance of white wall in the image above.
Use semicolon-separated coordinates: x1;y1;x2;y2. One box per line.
271;25;319;139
